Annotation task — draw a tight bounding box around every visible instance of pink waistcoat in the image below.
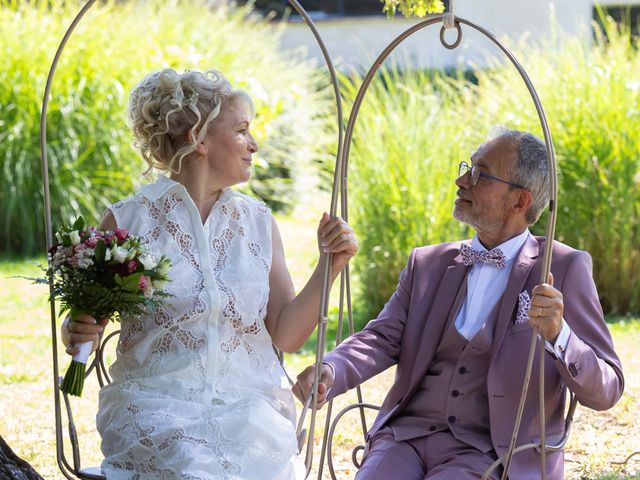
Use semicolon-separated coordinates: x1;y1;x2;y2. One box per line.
390;282;500;453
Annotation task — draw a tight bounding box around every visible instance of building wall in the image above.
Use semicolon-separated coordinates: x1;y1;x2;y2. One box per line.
277;0;638;70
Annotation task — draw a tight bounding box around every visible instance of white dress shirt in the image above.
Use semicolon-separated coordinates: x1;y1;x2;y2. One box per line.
455;230;571;359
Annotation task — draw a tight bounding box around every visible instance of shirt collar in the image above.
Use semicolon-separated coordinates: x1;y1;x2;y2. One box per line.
140;175;232;206
140;175;182;202
471;229;530;262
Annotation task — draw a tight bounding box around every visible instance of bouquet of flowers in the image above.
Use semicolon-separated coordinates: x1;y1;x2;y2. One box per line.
45;217;171;396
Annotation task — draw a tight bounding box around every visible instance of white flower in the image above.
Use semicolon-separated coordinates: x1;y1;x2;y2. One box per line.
112;246;128;263
153;279;167;289
140;254;157;270
69;231;81;245
104;249;112;261
157;259;171;276
76;256;94;269
55;232;62;243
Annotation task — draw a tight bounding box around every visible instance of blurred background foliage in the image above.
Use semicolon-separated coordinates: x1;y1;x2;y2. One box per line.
345;15;639;322
0;0;637;318
0;0;333;255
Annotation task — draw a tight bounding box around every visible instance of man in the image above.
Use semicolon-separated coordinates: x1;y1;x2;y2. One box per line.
293;129;624;479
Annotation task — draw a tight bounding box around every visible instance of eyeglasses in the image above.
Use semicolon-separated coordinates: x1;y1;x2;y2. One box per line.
457;161;526;190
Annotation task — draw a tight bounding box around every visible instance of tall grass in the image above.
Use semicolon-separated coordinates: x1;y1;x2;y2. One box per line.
345;18;640;323
0;0;332;255
342;68;474;323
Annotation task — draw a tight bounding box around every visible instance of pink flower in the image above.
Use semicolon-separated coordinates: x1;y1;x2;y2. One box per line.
138;275;154;297
114;228;129;243
73;243;87;254
85;237;99;248
127;260;138;274
67;255;81;268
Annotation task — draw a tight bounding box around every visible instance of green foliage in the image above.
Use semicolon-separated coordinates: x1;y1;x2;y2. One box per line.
346;19;640;322
470;17;640;314
382;0;445;18
0;0;332;255
343;67;474;324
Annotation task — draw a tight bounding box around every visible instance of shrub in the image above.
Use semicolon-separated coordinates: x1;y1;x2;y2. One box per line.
346;18;639;322
0;0;332;255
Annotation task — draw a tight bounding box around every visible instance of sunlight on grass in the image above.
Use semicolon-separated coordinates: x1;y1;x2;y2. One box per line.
1;238;639;478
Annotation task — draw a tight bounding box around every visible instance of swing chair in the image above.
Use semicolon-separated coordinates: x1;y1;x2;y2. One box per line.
40;1;569;479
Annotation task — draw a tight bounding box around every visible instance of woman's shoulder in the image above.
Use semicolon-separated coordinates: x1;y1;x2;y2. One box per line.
110;177;174;209
109;191;145;212
226;189;272;217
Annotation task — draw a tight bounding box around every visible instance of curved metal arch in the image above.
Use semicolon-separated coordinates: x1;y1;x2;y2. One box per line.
39;1;346;478
327;402;380;478
40;4;561;480
333;14;558;480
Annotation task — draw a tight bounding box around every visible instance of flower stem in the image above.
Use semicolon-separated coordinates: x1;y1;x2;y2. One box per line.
60;360;86;397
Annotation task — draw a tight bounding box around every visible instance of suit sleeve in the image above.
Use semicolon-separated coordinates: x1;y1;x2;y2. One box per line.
553;251;624;410
324;249;417;400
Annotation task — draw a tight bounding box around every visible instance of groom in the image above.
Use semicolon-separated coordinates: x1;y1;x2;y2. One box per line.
293;129;624;479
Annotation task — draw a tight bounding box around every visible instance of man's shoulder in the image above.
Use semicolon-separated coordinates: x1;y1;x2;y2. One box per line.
533;236;589;262
411;240;467;266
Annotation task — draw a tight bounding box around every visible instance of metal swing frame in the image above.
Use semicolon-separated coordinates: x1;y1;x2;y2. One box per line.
40;2;562;479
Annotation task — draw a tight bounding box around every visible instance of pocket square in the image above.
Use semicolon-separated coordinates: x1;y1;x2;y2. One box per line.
516;291;531;325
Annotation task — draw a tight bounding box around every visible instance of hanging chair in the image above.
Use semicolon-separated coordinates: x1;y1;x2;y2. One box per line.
40;1;562;479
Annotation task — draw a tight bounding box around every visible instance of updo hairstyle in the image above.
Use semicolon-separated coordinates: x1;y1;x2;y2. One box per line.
128;68;254;173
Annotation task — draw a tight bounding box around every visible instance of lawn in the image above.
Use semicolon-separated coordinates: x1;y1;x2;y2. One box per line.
0;204;638;479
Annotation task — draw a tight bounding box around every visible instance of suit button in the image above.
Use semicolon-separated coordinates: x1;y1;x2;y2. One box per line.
568;363;578;378
429;426;437;432
448;415;456;423
451;390;460;398
459;367;467;374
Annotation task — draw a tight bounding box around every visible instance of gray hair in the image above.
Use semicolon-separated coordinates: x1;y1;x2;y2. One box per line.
128;68;254;174
491;127;550;225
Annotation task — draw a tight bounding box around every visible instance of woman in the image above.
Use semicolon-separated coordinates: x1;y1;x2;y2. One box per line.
62;68;358;479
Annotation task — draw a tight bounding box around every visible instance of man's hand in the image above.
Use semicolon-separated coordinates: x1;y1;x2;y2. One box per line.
528;273;564;343
292;364;335;409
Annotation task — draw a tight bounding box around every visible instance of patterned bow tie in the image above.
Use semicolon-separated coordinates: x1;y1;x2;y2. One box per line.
460;243;506;269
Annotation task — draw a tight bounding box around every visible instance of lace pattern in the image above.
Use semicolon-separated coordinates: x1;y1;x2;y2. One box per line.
97;177;299;479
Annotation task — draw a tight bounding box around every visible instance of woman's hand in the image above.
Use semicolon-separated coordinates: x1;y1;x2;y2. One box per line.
61;314;109;356
317;213;359;278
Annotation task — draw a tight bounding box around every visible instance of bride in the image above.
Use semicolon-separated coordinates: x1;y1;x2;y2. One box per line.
61;67;358;479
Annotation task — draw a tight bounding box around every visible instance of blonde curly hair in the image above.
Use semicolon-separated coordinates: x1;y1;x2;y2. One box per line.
128;68;254;174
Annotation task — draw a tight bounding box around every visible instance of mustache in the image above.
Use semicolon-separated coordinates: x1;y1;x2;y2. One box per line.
456;190;471;201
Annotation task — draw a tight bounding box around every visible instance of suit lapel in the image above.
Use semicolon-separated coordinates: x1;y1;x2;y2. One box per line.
490;234;540;363
409;251;469;387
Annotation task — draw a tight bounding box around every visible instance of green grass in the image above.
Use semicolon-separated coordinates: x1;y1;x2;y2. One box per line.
1;210;639;478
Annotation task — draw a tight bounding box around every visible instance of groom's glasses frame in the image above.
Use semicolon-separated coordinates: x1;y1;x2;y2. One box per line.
457;161;527;190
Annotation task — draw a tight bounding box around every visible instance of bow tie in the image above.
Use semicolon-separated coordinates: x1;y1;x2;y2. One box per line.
460;243;506;269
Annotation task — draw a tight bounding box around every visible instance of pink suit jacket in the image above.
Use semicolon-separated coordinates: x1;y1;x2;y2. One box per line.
324;235;624;479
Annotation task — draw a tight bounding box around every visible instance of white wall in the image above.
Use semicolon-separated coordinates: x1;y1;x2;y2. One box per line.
277;0;632;70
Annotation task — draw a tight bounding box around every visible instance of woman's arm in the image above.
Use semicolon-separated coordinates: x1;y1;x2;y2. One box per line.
265;213;358;353
61;210;117;355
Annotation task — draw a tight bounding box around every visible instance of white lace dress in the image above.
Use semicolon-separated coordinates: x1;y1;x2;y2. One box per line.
96;176;301;479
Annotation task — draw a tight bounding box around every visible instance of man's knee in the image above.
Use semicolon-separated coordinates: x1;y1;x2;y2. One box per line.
355;429;424;480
